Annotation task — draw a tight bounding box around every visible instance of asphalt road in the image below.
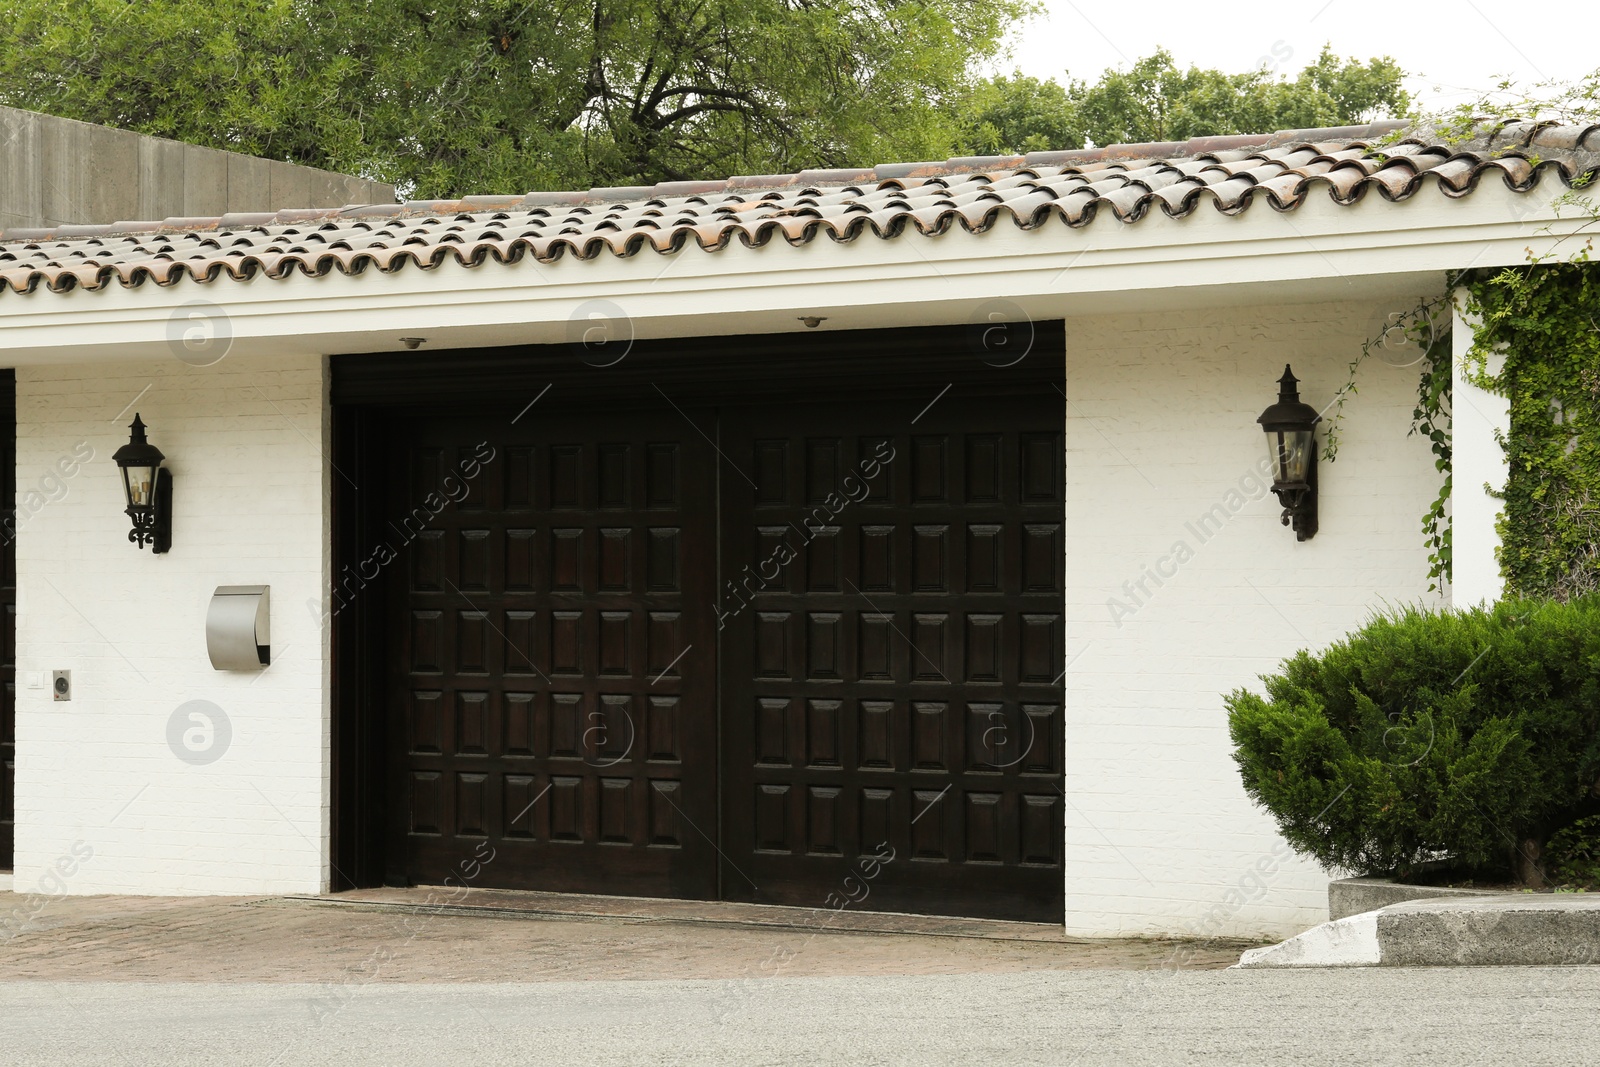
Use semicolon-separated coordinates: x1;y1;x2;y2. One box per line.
2;967;1596;1066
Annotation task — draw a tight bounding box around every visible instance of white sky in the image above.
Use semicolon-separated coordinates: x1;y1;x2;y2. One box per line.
1005;0;1595;112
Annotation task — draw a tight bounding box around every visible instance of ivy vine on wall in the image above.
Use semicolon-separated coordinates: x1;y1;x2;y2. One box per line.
1461;254;1600;600
1322;252;1600;600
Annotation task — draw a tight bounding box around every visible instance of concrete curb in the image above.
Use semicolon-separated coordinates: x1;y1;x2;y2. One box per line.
1236;893;1600;968
1380;894;1600;966
1327;876;1503;921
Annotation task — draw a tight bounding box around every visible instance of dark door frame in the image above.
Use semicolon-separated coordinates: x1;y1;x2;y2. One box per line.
329;322;1065;894
329;404;391;889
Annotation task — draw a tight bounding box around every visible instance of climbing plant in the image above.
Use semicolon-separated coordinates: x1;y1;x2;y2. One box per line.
1412;315;1454;589
1460;253;1600;600
1321;81;1600;594
1324;250;1600;600
1430;74;1600;598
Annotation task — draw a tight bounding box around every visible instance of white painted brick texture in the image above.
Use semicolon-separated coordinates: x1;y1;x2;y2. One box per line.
1062;299;1446;939
12;353;328;895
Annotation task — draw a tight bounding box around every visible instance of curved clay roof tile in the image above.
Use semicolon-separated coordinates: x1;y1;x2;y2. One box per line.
1317;166;1371;202
1253;173;1315;209
1054;188;1101;225
1099;184;1154;219
1426;157;1488;192
1366;166;1423;199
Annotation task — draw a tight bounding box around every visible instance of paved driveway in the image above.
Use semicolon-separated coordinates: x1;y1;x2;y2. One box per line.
2;891;1596;1065
0;892;1228;981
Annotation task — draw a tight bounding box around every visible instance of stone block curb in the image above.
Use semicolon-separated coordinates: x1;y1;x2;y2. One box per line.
1327;876;1503;921
1236;893;1600;968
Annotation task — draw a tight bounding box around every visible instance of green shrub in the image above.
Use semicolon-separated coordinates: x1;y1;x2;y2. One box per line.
1546;816;1600;888
1226;598;1600;883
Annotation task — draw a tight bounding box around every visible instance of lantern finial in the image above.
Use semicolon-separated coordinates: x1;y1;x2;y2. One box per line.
1277;365;1300;401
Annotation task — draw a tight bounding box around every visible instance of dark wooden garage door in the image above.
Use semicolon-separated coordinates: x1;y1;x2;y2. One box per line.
346;324;1065;921
719;398;1063;922
385;411;719;900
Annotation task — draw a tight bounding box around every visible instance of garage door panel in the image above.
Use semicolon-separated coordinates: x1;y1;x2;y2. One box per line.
455;691;490;756
503;774;540;837
408;771;443;836
504;447;537;509
410;530;444;592
720;398;1064;922
504;529;537;590
647;779;685;847
453;611;491;675
407;690;444;754
408;611;443;674
503;691;537;756
388;412;719;899
645;695;682;762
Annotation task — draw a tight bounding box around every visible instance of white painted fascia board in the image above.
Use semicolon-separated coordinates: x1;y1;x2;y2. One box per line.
0;178;1581;362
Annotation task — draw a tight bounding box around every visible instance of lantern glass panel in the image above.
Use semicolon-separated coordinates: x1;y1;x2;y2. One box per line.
1265;428;1314;485
124;464;158;508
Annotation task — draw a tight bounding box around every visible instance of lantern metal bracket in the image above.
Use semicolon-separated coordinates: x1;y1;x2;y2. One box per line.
127;468;173;554
1271;452;1318;542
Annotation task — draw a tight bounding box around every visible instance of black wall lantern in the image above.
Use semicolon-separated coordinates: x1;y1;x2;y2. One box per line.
112;414;172;553
1257;365;1320;542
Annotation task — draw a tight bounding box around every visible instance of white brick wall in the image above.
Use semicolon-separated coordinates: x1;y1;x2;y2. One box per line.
12;353;329;895
1449;291;1507;607
1061;298;1446;939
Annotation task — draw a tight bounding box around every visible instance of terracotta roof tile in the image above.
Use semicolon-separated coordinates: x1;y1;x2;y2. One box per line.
3;120;1598;298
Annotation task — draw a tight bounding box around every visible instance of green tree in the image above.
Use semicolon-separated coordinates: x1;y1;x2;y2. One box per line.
0;0;1030;197
958;73;1082;156
957;46;1410;156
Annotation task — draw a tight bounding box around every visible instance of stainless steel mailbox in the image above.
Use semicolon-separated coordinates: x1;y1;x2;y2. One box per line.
206;585;270;670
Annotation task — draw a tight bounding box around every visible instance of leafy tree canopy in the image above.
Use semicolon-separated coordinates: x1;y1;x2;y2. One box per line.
959;46;1410;156
0;5;1412;197
0;0;1028;197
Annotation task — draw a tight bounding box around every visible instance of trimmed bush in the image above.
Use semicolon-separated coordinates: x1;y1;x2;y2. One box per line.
1546;816;1600;889
1226;598;1600;883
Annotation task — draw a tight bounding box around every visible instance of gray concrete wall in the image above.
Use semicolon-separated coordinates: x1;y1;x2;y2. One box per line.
0;106;395;230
